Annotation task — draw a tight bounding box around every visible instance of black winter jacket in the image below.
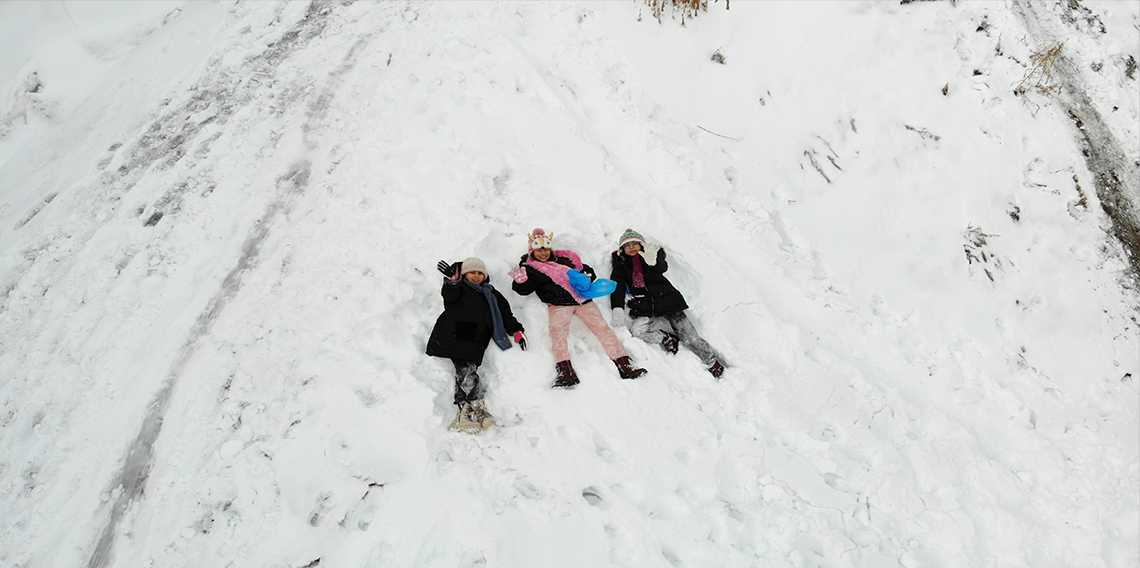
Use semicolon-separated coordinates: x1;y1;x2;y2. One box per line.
427;270;523;365
609;248;688;318
511;252;596;306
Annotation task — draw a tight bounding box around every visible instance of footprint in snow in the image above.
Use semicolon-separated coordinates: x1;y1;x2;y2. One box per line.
582;486;610;509
593;431;619;463
308;491;332;526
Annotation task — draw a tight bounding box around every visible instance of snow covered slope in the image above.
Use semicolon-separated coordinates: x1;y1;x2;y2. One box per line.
1;2;1137;567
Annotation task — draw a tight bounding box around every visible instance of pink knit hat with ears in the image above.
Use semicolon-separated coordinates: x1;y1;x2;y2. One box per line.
528;228;554;251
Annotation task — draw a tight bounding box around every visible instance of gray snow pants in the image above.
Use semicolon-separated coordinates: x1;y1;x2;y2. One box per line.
629;312;722;366
451;359;483;407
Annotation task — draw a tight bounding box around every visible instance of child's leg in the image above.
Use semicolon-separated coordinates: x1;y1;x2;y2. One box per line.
548;305;575;362
629;316;670;344
451;359;482;405
575;303;627;360
666;312;721;366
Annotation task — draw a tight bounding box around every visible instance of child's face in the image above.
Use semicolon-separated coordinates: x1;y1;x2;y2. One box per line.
622;242;642;256
533;248;552;262
465;271;486;285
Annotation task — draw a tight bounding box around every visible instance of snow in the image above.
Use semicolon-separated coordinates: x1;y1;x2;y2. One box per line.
0;1;1137;567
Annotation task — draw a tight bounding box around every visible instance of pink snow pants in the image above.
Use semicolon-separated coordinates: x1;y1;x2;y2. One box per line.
548;302;626;363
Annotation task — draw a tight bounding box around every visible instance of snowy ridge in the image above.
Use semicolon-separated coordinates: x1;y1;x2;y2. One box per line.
0;2;1137;567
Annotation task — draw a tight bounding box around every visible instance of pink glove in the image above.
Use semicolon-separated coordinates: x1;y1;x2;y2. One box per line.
513;331;528;350
509;267;528;283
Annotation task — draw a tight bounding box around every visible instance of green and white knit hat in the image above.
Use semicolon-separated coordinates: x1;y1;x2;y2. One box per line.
618;228;645;248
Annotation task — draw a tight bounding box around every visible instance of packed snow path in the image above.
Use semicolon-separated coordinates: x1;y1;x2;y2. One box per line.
0;2;1137;567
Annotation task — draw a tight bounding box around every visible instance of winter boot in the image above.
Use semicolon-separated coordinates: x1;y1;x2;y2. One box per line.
613;356;647;380
659;332;679;355
553;360;580;388
448;403;483;434
708;360;726;379
469;399;496;430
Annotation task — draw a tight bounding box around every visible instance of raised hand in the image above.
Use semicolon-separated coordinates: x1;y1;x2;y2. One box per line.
437;260;460;283
508;266;528;284
641;243;662;266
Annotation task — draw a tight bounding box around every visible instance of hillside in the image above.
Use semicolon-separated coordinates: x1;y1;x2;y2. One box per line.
1;2;1137;567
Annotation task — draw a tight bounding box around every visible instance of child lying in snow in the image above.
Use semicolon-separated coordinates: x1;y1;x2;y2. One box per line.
426;257;527;434
509;228;646;388
608;229;727;378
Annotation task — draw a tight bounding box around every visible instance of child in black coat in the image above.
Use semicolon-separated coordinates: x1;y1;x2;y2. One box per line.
427;257;527;433
609;229;727;378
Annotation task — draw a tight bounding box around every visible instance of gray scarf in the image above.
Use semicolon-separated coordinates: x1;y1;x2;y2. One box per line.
464;279;511;351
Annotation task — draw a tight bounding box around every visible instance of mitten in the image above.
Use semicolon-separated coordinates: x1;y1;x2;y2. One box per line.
514;331;528;351
611;307;629;328
640;244;662;266
508;266;528;283
437;260;460;283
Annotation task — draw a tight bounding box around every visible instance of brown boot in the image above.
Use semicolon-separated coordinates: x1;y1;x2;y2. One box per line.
708;360;726;379
613;356;647;379
553;360;580;388
660;332;679;355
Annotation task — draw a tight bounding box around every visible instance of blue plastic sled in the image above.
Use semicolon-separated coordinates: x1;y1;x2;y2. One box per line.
568;270;618;299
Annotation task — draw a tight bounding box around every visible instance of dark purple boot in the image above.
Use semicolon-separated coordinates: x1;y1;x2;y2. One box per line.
553;360;580;388
613;356;647;380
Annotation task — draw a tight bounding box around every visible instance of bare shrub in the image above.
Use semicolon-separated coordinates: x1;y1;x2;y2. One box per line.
1015;42;1064;97
642;0;726;25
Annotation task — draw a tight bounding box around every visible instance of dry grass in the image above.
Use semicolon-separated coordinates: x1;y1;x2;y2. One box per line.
1015;42;1064;97
964;225;1002;282
905;124;942;142
1072;174;1089;209
642;0;726;25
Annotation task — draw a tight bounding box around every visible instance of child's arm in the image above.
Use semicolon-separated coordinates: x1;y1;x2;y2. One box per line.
438;260;463;303
496;292;524;334
511;266;538;296
643;245;667;272
608;254;627;310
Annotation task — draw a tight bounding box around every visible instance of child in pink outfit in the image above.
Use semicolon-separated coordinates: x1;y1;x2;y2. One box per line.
509;228;646;388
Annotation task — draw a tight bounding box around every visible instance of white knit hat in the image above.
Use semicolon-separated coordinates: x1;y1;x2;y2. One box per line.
461;257;487;275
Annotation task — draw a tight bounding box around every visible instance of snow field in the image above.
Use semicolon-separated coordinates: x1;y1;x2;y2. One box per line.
0;1;1137;568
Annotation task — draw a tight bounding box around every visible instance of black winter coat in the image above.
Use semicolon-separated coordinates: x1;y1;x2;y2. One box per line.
609;248;688;318
511;253;596;306
427;272;523;365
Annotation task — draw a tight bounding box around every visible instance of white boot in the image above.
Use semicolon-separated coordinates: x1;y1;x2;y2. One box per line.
468;400;496;430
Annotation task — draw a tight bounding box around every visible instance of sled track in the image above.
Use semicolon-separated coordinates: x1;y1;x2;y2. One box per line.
1015;0;1140;287
82;4;335;565
85;162;311;568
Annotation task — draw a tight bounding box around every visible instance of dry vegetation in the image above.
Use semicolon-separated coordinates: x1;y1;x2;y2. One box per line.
964;225;1003;282
1014;42;1064;97
642;0;726;25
